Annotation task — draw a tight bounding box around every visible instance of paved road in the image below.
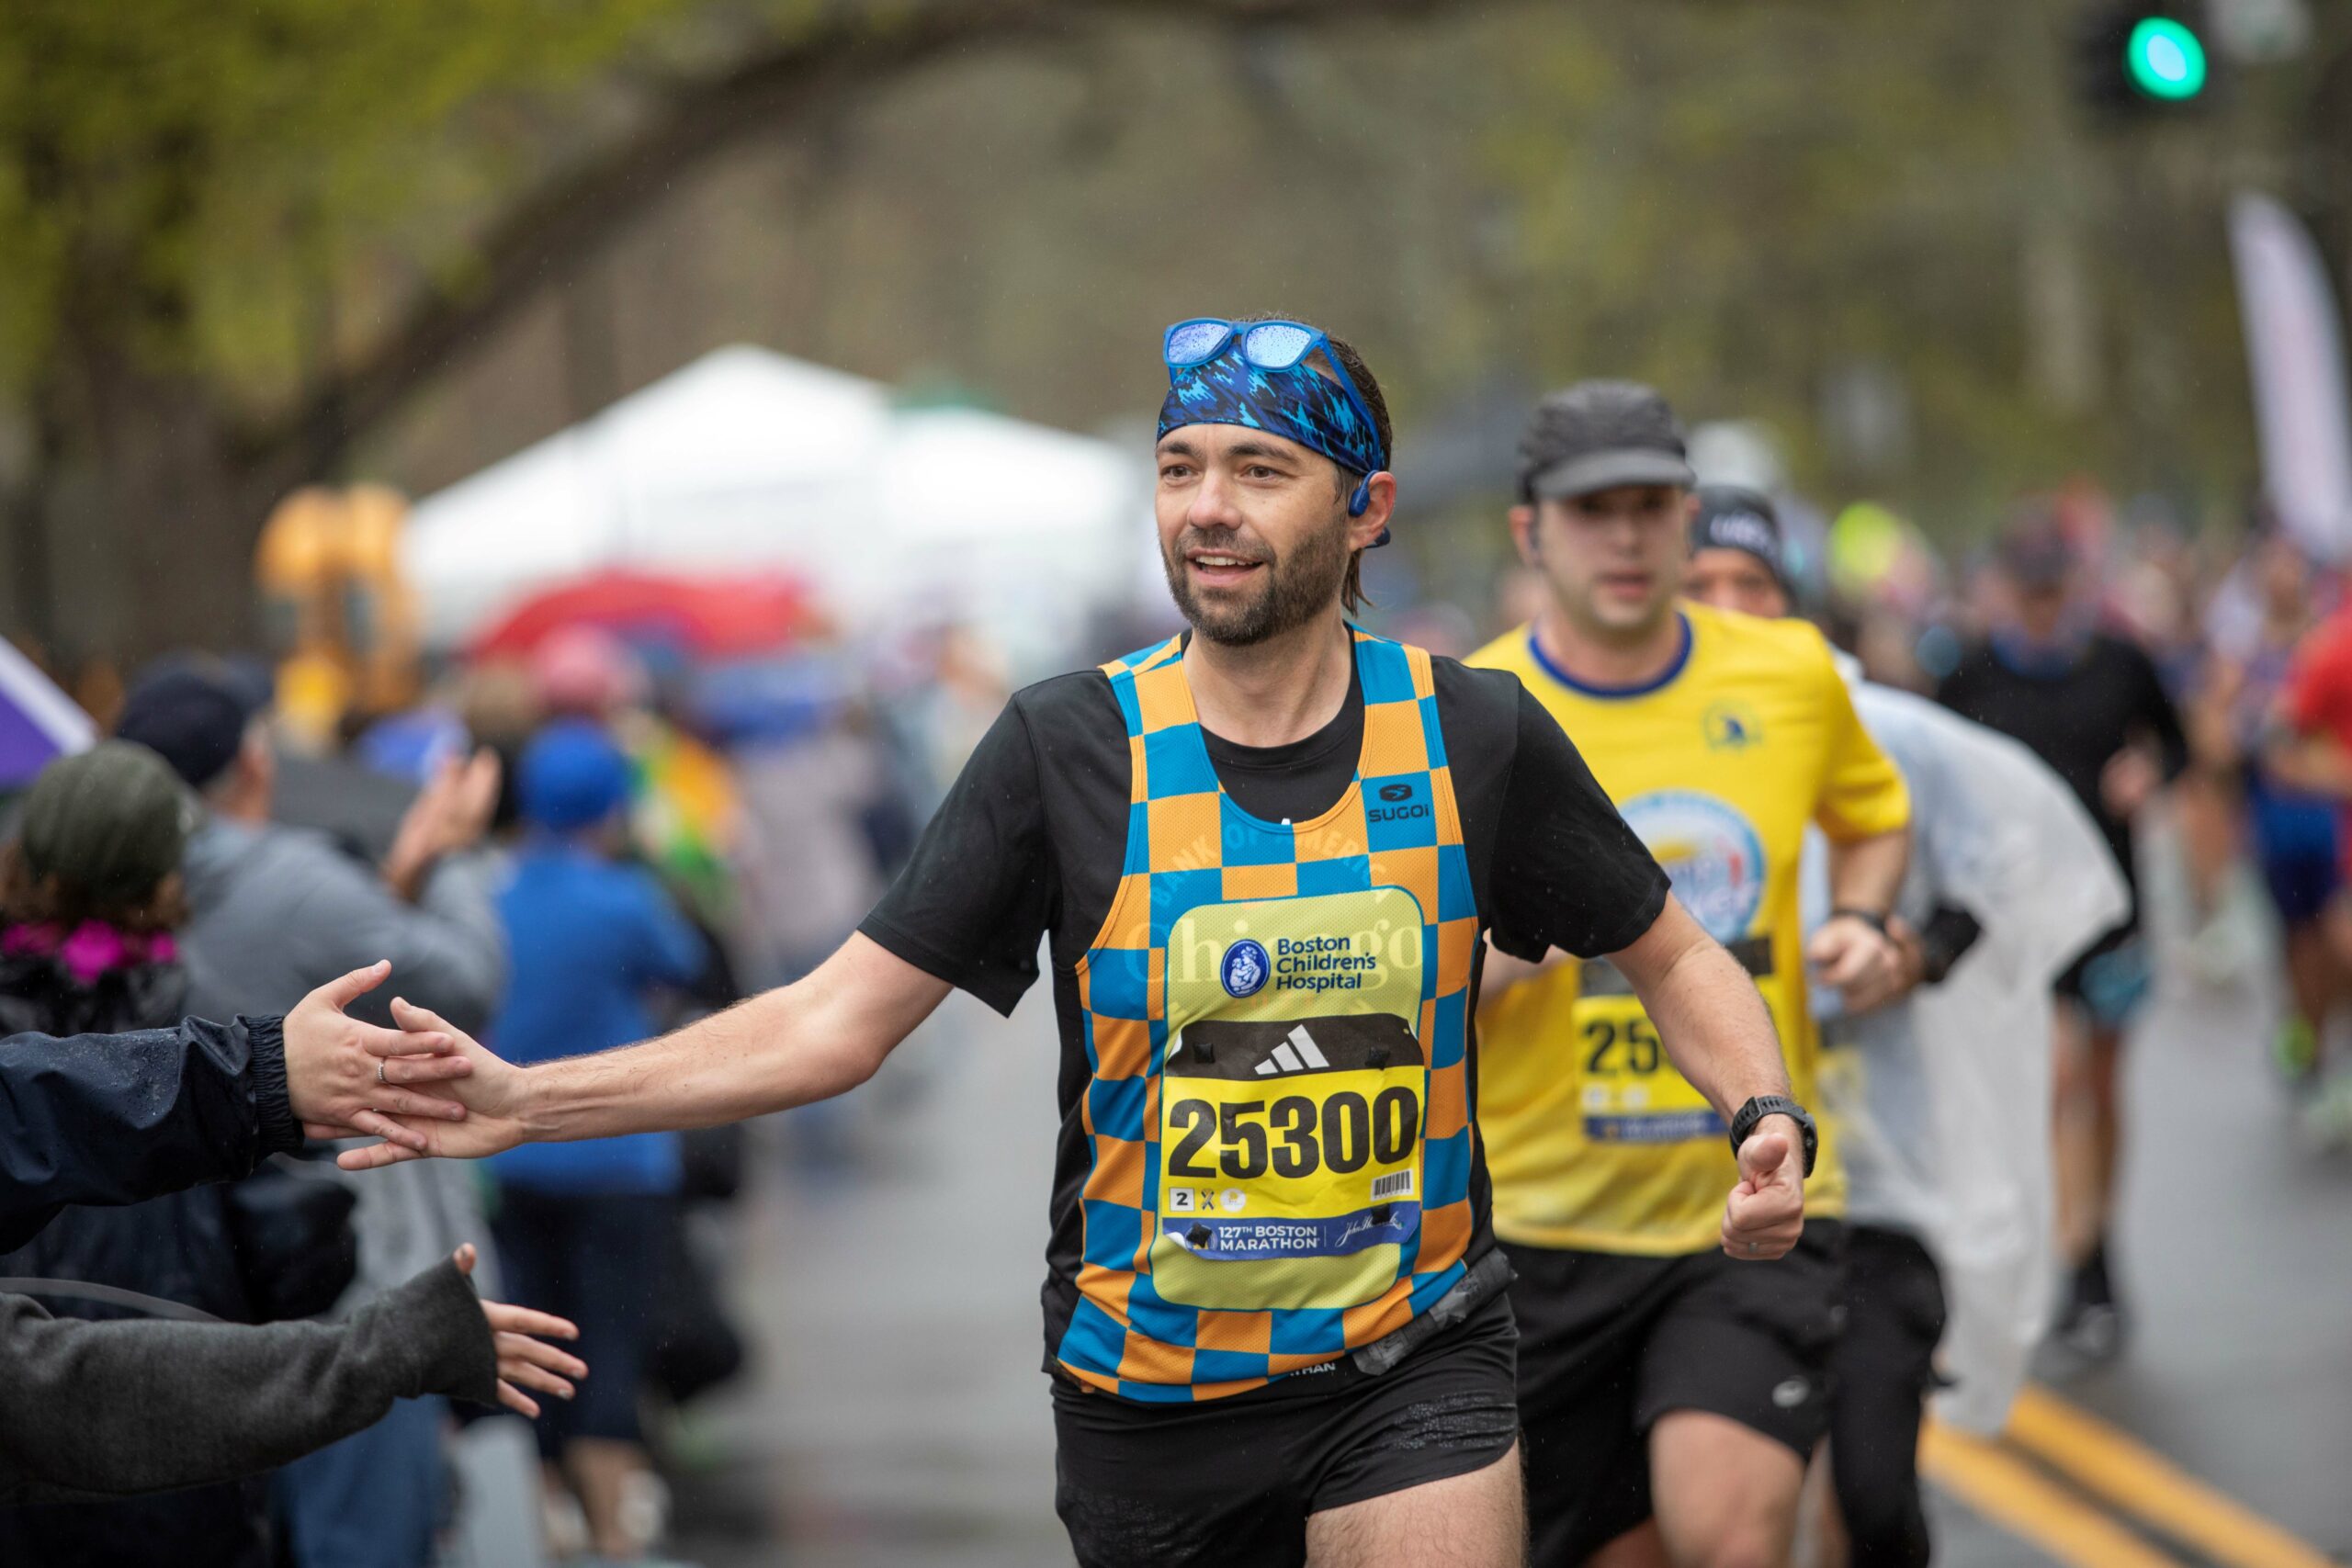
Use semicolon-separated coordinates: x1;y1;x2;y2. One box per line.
665;951;2352;1566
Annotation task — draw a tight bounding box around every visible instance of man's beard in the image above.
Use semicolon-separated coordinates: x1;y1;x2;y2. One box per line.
1163;513;1352;647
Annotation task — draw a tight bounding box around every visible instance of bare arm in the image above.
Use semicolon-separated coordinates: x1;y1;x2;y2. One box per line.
1611;897;1791;1118
1827;823;1907;917
338;934;952;1168
1610;897;1807;1260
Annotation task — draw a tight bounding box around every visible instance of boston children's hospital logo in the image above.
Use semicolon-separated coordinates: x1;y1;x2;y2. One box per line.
1222;939;1271;998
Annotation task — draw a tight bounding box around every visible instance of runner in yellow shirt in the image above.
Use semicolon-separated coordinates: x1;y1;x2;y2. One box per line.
1468;382;1912;1568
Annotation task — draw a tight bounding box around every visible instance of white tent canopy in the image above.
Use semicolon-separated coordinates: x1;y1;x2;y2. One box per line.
402;345;1151;666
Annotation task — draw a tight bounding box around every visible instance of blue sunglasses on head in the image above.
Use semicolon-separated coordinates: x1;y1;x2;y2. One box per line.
1160;318;1389;522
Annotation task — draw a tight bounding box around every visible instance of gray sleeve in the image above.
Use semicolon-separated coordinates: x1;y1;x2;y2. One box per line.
0;1257;498;1506
1854;688;1985;919
288;846;507;1035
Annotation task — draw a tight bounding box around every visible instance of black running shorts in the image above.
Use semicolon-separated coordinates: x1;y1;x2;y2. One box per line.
1050;1288;1521;1568
1826;1225;1946;1568
1505;1220;1847;1564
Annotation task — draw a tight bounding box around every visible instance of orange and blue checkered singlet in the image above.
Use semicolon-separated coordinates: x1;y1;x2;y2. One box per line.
1055;628;1484;1403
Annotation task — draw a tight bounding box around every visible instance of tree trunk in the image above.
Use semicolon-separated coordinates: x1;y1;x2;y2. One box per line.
35;346;263;667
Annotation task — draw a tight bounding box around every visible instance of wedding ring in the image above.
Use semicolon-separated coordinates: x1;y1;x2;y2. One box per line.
376;1061;388;1086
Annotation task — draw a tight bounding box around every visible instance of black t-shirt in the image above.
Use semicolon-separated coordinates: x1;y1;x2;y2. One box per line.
1935;631;2188;906
859;651;1668;1373
864;657;1668;1007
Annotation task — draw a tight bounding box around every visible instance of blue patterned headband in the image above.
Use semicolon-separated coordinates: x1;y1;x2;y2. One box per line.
1156;351;1388;489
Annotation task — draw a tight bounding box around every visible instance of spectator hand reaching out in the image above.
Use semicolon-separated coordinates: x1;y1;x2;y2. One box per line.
451;1243;588;1417
381;750;502;903
284;961;475;1148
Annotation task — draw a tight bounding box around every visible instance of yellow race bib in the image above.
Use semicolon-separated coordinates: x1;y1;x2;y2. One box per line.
1570;959;1731;1146
1571;982;1721;1142
1150;888;1430;1312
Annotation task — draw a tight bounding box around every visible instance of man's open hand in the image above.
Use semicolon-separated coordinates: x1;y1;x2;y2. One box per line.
1722;1119;1805;1260
284;962;472;1152
335;999;537;1170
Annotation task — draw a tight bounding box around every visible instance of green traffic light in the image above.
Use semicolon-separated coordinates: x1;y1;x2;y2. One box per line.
2126;17;2208;100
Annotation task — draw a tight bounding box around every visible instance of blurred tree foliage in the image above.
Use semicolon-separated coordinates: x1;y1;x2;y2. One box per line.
1;0;2347;660
0;0;1450;658
0;0;715;652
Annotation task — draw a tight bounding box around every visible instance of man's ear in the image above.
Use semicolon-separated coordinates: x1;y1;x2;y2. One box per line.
1347;471;1398;554
1509;504;1541;569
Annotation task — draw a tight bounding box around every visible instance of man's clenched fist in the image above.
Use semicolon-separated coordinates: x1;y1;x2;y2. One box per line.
1721;1121;1805;1260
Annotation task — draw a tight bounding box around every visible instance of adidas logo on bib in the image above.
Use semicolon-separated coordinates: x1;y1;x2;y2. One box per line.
1254;1024;1333;1076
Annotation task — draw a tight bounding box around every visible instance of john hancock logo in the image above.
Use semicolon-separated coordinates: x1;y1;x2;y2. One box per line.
1222;939;1271;998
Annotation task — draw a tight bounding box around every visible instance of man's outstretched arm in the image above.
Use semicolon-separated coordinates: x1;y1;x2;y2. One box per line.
340;934;953;1168
1609;896;1806;1260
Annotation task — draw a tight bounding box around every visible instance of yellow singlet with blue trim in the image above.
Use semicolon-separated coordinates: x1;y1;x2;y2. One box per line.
1056;628;1483;1403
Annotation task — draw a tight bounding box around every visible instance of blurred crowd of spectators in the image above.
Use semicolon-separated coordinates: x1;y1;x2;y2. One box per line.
0;610;995;1566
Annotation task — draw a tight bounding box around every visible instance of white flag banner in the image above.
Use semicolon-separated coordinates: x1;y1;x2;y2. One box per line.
2229;191;2352;560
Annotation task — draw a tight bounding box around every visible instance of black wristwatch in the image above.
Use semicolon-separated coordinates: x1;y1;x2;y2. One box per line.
1728;1095;1817;1178
1828;906;1890;937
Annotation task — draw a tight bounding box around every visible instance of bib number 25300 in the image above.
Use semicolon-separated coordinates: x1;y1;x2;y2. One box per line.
1155;1012;1428;1269
1165;1088;1419;1181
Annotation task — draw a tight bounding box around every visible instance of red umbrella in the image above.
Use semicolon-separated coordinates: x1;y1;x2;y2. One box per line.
466;570;818;662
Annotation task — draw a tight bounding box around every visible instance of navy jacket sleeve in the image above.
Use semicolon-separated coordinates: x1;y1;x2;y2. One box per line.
0;1016;300;1253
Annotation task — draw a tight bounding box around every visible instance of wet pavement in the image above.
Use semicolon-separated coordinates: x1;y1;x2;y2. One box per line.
665;952;2352;1566
2036;975;2352;1562
668;989;1067;1567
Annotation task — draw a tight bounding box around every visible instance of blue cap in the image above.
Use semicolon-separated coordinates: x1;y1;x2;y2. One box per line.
518;720;631;832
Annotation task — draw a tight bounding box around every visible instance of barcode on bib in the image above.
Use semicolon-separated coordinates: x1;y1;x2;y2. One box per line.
1370;1171;1415;1201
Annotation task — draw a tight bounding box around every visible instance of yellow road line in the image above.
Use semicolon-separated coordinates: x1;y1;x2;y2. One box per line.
1919;1421;2184;1568
2004;1385;2337;1568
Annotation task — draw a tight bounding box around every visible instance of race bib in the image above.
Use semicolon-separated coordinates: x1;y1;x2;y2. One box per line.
1150;889;1430;1311
1570;932;1781;1145
1571;977;1726;1145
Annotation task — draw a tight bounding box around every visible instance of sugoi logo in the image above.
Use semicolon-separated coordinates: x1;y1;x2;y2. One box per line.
1370;781;1429;826
1221;940;1271;998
